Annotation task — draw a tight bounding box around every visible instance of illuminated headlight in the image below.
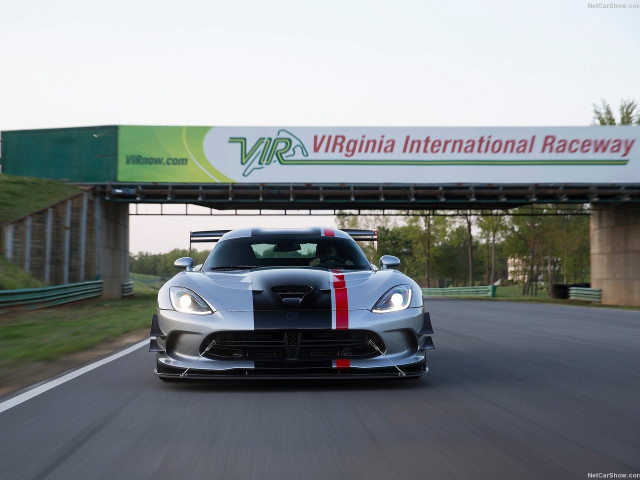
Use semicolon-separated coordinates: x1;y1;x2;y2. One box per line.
372;285;412;313
169;287;213;315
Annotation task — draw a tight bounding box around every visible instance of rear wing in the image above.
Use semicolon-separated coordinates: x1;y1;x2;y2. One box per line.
188;228;378;254
190;230;230;244
342;229;377;242
190;229;377;243
189;230;230;256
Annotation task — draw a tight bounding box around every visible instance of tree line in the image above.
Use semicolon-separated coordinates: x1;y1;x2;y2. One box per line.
337;206;589;295
130;249;209;279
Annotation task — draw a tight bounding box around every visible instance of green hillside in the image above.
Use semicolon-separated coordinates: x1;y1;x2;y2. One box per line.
0;253;44;289
0;174;83;223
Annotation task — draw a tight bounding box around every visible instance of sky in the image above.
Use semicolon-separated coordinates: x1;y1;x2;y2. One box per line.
1;0;638;253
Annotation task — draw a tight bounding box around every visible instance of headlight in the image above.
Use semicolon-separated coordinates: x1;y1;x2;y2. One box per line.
169;287;213;315
372;285;412;313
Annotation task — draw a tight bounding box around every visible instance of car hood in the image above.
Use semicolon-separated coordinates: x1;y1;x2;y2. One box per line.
200;267;388;311
160;267;421;312
205;268;371;290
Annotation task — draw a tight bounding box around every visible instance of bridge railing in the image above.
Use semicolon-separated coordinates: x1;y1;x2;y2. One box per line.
0;280;103;310
568;287;602;303
422;286;496;298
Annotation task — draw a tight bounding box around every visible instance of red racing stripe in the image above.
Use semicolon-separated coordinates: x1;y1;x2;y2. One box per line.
331;269;349;330
335;359;350;369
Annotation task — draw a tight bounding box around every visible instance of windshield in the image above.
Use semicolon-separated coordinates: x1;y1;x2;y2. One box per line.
204;235;371;270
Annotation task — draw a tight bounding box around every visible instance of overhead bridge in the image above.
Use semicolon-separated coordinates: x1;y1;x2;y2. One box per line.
98;182;639;211
1;125;639;305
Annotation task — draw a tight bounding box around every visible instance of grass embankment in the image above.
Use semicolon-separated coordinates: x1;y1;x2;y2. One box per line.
0;253;45;289
0;174;83;223
0;276;161;379
0;174;165;386
0;175;82;289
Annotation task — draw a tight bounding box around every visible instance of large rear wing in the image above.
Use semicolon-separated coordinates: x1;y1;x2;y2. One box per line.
190;230;230;244
342;229;377;242
190;228;377;243
189;230;230;256
188;228;378;254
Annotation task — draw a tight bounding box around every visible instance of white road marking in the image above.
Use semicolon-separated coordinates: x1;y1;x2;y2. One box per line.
0;339;149;415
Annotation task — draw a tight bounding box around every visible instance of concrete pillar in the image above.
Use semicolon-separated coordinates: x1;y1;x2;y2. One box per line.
95;198;129;298
591;205;640;306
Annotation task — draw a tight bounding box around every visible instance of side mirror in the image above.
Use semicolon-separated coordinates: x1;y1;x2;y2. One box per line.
174;257;195;271
379;255;401;270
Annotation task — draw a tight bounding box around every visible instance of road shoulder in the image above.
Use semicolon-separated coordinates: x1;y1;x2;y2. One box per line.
0;328;149;398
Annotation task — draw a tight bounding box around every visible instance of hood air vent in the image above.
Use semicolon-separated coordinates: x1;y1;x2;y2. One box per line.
271;286;313;299
271;286;313;308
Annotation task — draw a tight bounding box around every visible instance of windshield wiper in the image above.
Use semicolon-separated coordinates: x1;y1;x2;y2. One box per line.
210;265;258;270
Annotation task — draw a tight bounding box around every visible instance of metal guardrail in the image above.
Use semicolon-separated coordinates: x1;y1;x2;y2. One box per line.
569;287;602;303
122;281;134;297
422;286;496;298
0;280;103;310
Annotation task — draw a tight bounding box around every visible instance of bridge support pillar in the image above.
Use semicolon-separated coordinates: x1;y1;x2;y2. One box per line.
95;198;129;299
590;205;640;306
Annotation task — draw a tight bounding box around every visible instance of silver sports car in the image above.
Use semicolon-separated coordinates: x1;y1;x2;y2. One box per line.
149;227;434;380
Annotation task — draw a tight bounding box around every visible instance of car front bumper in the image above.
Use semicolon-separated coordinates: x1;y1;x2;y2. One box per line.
150;307;434;379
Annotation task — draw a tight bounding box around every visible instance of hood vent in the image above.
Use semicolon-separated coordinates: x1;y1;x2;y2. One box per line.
271;286;313;308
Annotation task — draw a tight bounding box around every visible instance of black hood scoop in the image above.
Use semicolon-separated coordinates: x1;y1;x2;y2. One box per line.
271;286;313;308
271;285;313;299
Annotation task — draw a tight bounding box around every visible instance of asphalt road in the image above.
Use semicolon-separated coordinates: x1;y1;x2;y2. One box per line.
1;299;639;480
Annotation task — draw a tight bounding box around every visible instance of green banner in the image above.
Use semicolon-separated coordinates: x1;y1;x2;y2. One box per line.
117;126;234;182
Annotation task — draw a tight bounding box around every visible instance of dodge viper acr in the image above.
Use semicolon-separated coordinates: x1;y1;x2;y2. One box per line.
149;227;434;380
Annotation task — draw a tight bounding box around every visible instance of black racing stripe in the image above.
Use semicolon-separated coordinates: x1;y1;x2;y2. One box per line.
252;307;332;329
252;290;331;329
252;269;332;330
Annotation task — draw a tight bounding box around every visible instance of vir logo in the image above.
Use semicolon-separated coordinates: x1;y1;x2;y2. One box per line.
228;129;308;177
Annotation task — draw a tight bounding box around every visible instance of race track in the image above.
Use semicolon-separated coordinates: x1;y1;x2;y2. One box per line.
1;299;639;480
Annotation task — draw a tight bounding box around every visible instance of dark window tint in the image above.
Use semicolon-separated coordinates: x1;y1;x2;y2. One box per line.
204;235;371;270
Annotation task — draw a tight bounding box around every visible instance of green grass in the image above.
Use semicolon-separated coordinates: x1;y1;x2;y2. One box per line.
0;273;162;379
0;174;82;223
0;292;157;375
0;253;45;289
131;272;165;294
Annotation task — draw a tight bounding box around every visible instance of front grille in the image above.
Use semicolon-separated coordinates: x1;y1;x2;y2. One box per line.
203;330;384;361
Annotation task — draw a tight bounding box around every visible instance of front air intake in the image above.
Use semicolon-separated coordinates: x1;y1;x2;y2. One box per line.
202;330;384;361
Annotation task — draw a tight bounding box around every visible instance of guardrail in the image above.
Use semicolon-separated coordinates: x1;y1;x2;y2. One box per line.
0;280;103;310
569;287;602;303
422;286;496;298
121;281;134;297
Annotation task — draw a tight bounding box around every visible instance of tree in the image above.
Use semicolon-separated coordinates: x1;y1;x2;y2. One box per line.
477;212;509;285
593;99;640;125
336;210;400;264
407;212;449;287
504;206;543;296
461;210;476;286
